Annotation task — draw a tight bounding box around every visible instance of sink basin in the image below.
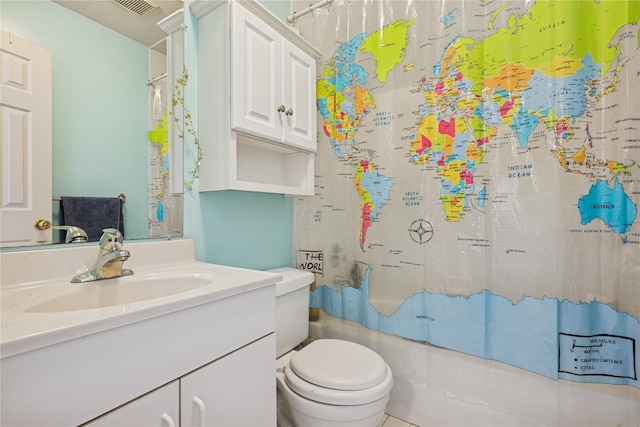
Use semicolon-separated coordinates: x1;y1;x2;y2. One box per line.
23;272;217;313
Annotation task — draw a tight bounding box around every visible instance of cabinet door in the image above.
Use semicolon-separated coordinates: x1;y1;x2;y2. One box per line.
282;41;317;152
83;381;179;427
231;3;282;142
181;334;276;427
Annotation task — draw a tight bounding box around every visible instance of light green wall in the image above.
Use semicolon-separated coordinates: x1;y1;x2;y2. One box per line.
1;0;149;240
2;0;294;268
258;0;292;22
182;0;294;270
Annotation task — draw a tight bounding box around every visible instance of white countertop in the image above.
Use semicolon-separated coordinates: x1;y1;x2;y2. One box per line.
0;239;281;358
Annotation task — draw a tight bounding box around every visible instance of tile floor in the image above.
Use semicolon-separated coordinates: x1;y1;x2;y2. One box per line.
378;413;419;427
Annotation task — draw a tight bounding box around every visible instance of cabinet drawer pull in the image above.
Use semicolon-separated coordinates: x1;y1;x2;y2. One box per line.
161;413;176;427
277;105;286;112
285;108;293;116
193;396;206;427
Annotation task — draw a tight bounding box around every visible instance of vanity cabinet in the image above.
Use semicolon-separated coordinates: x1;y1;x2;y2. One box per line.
192;0;321;196
84;381;179;427
85;334;275;427
1;278;277;427
181;334;275;426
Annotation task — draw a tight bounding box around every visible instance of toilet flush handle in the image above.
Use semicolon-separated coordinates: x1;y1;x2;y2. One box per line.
192;396;206;427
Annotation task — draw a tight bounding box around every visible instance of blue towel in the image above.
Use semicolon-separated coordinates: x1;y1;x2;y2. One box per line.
60;196;124;242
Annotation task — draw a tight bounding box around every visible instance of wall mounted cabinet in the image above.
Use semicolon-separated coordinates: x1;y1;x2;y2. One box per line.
192;0;321;195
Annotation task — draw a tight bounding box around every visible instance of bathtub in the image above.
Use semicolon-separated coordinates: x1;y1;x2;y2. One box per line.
309;312;640;427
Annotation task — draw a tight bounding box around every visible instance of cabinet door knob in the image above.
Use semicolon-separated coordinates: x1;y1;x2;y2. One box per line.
285;108;294;116
277;105;286;113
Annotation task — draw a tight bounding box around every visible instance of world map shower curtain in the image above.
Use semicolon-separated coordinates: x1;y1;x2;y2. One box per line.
147;78;170;237
292;0;640;389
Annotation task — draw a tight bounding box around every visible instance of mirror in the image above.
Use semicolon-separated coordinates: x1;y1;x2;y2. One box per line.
1;0;184;247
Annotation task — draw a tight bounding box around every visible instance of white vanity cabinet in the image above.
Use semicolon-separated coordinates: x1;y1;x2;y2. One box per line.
84;381;180;427
181;334;275;426
193;0;321;196
85;334;275;427
1;269;277;427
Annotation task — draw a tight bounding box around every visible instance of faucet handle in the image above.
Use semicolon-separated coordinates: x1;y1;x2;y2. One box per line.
53;225;88;243
99;228;123;251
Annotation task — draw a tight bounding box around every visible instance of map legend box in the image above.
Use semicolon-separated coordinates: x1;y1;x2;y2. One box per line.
558;333;637;380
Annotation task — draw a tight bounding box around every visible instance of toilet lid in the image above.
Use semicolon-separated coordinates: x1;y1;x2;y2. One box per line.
284;362;393;406
289;339;388;390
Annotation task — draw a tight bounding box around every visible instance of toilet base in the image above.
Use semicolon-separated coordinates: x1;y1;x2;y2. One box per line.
277;371;389;427
277;388;297;427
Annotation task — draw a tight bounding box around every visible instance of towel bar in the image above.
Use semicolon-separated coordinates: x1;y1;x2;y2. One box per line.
53;194;126;203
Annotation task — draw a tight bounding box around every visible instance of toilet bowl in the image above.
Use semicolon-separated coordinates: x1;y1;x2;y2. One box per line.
276;339;393;426
269;268;393;427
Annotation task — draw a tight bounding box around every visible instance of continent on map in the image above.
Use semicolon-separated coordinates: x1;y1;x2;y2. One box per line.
410;113;487;222
578;178;638;234
355;161;393;249
317;19;414;159
316;33;373;159
316;20;412;248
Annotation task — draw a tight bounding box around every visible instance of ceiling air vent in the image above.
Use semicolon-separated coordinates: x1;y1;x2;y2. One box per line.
110;0;156;16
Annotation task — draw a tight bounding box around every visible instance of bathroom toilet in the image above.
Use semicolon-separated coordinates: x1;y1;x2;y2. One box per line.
269;268;393;427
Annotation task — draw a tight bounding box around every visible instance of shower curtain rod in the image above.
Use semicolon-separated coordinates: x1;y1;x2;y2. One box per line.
145;73;167;86
287;0;333;23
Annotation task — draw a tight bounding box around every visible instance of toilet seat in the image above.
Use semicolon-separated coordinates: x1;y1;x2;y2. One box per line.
284;339;393;405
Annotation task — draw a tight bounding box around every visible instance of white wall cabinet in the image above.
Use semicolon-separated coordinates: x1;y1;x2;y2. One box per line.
193;0;321;196
85;335;275;427
231;3;316;152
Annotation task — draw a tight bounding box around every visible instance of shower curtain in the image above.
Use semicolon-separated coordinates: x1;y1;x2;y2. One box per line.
292;0;640;389
147;78;170;238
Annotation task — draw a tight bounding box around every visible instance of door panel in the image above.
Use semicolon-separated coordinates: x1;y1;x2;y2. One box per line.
0;31;52;246
181;334;276;427
231;3;281;141
283;42;316;152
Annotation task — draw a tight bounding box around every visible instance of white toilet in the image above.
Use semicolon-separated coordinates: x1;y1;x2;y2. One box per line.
269;268;393;427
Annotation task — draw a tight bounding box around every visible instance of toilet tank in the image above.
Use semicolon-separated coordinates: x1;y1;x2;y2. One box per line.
268;267;314;358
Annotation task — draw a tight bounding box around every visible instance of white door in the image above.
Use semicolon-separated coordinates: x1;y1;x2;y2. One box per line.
282;41;316;152
0;31;52;247
231;3;282;142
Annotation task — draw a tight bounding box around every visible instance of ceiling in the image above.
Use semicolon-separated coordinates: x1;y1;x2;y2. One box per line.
52;0;183;47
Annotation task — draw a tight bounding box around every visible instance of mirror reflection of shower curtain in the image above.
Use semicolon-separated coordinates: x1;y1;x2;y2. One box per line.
147;78;170;238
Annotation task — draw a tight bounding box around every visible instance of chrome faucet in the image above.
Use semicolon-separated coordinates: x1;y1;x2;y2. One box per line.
71;228;133;283
53;225;88;243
